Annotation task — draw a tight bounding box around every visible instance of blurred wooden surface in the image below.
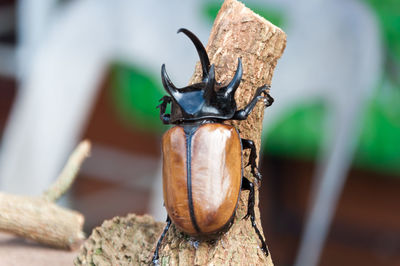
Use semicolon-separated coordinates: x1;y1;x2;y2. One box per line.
0;232;78;266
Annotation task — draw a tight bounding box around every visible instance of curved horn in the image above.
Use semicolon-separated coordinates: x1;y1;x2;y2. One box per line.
161;64;179;96
203;64;216;102
177;28;210;81
224;58;243;95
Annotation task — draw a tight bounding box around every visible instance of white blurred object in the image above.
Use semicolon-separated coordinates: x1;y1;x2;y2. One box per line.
0;0;208;201
0;0;112;195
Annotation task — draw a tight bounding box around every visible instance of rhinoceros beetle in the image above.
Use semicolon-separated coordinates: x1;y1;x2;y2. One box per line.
152;28;273;264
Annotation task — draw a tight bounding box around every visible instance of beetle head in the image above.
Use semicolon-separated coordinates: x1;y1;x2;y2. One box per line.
161;28;242;123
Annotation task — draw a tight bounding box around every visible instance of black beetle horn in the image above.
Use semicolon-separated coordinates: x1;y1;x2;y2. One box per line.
177;28;210;81
223;58;243;96
203;64;216;102
161;64;179;97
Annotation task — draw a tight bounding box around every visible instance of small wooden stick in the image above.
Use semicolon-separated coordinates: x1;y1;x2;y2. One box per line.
43;140;91;202
0;140;90;249
75;0;286;265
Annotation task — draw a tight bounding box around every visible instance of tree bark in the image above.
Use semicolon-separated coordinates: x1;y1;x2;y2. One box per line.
75;0;286;264
0;141;90;249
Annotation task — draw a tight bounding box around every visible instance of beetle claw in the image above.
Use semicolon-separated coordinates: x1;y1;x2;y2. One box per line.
158;95;172;103
255;88;266;97
243;203;253;220
255;85;274;108
252;169;262;183
255;171;262;181
250;167;262;182
263;93;274;108
256;84;270;96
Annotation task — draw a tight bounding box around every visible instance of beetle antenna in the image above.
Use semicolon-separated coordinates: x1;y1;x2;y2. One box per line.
177;28;210;81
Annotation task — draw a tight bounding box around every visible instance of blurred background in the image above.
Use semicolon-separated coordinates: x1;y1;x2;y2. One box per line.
0;0;399;265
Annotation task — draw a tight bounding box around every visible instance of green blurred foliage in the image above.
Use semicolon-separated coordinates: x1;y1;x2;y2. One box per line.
109;63;165;132
264;101;327;160
366;0;400;68
264;88;400;174
355;79;400;174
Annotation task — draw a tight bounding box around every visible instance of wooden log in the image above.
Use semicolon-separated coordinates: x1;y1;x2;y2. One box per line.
75;0;286;264
0;141;90;249
0;193;85;249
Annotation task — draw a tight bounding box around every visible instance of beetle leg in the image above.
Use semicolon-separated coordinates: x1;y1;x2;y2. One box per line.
241;178;255;221
157;96;172;124
241;178;269;257
152;216;171;265
232;85;273;120
241;138;262;181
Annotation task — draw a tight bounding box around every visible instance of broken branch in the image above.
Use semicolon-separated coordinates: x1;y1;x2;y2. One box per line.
0;140;90;249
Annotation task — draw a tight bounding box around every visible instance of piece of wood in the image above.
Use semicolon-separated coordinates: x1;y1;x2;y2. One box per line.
0;141;90;249
75;0;286;264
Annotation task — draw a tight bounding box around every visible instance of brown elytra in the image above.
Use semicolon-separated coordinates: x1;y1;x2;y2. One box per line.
162;123;242;235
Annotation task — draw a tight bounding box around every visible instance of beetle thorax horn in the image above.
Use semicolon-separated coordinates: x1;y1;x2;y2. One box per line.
218;58;242;97
161;29;242;123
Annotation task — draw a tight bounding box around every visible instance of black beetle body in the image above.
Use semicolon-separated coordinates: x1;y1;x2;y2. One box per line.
152;28;273;264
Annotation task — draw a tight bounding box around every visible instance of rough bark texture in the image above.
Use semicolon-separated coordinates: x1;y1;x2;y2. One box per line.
0;141;90;249
75;0;286;265
76;215;164;265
